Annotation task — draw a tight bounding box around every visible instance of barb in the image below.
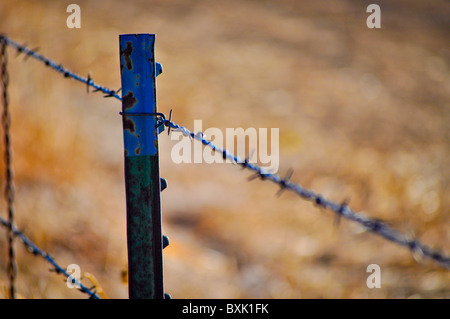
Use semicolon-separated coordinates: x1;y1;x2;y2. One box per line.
0;35;121;101
0;216;101;299
1;36;17;299
158;115;450;269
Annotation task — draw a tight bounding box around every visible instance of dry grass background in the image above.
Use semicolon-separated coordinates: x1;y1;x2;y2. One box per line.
0;0;449;298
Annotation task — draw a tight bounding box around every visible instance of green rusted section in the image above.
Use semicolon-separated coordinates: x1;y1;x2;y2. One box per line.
124;155;163;299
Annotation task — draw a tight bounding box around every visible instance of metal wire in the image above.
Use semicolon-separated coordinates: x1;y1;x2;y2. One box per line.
0;215;101;299
1;36;17;299
0;33;447;299
0;34;121;101
157;115;450;270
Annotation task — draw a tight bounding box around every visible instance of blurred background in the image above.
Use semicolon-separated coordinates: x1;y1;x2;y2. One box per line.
0;0;448;298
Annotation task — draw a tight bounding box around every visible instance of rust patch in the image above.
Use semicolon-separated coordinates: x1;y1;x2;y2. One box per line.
135;147;141;155
122;91;137;110
121;41;134;70
122;91;137;133
123;117;136;133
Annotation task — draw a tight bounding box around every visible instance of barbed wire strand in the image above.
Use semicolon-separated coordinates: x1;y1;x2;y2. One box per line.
0;34;121;101
0;36;17;299
0;216;101;299
155;115;450;270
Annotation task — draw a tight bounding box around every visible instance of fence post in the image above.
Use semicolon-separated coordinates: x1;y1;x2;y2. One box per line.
119;34;164;299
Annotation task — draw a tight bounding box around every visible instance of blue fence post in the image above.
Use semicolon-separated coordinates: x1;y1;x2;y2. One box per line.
119;34;165;299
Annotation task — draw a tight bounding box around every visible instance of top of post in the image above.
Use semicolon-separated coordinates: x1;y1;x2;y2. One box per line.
119;34;159;157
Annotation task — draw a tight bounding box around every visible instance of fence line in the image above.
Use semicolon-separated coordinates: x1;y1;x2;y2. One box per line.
0;35;122;100
0;34;448;298
0;34;101;299
0;216;100;299
154;114;450;269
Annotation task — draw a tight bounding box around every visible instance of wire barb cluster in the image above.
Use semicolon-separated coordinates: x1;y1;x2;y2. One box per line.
0;34;121;101
0;216;101;299
156;113;450;269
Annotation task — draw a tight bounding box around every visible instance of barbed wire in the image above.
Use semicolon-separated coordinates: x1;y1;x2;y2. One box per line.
0;34;121;100
150;113;450;270
0;215;101;299
0;36;17;299
1;33;448;299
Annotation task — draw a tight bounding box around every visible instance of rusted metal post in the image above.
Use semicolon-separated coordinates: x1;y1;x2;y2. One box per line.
119;34;164;299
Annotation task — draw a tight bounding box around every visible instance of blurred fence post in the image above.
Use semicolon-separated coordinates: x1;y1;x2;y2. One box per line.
119;34;164;299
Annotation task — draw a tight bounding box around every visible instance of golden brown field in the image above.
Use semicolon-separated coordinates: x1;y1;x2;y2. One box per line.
0;0;448;298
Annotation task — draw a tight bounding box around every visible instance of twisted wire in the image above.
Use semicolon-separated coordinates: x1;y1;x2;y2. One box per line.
157;116;450;269
0;34;121;100
0;216;101;299
0;36;17;299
